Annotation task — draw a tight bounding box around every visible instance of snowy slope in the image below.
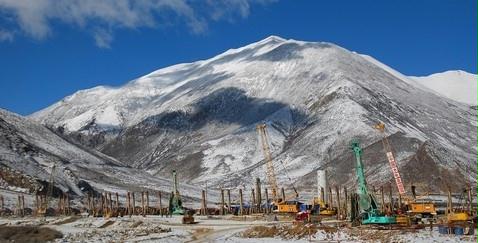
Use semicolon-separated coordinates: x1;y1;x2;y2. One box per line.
0;108;217;202
410;70;477;105
30;36;477;195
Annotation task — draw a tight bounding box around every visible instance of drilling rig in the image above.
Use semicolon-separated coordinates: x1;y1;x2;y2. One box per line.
169;170;184;215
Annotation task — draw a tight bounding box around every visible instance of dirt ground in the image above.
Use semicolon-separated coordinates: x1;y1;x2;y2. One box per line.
0;226;63;243
0;215;475;242
242;223;319;239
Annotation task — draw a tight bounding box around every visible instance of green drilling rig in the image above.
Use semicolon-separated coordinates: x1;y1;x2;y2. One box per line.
351;139;396;225
169;170;185;215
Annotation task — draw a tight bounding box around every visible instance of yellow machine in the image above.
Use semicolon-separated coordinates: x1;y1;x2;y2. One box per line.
257;123;300;214
446;189;470;223
395;214;411;225
312;197;336;216
447;211;470;222
277;202;299;213
409;202;436;215
407;186;437;216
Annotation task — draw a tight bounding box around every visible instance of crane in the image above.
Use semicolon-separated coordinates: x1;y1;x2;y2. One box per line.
373;122;405;195
256;123;299;213
38;163;56;216
256;123;280;202
351;139;396;224
374;122;436;220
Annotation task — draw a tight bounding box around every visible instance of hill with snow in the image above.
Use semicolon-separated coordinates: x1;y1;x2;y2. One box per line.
30;36;477;195
410;71;477;106
0;108;213;203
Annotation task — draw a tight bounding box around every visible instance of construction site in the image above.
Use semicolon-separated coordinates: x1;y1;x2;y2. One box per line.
0;122;476;243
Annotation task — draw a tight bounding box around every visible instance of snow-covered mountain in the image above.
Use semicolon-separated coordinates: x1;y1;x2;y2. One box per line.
30;36;477;195
410;70;477;106
0;108;214;203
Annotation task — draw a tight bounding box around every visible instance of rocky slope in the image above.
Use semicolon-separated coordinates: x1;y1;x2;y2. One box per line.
0;108;212;203
30;36;477;195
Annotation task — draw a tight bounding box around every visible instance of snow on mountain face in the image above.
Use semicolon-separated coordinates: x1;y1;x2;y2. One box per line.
410;71;477;106
30;36;477;194
0;108;216;203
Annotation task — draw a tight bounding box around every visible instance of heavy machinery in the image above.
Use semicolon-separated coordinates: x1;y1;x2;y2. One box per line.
256;123;299;213
37;163;56;216
446;188;470;223
169;170;185;215
351;139;396;224
374;122;436;219
182;209;195;224
312;197;336;216
311;170;336;216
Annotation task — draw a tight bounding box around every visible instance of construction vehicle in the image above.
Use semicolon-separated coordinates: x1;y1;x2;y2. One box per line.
311;170;336;216
169;170;184;215
256;123;299;213
311;197;336;216
351;139;396;224
182;209;195;224
37;163;56;216
446;188;470;223
374;122;436;220
276;201;300;213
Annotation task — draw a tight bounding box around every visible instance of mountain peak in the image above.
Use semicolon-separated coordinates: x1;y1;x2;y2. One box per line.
410;70;477;105
260;35;287;43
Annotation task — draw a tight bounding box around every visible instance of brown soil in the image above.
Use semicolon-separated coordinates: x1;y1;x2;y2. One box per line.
242;224;318;240
52;216;80;225
190;228;213;241
98;220;115;228
0;226;63;242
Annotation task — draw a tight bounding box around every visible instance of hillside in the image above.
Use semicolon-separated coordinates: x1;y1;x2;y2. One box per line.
30;36;477;195
0;108;212;203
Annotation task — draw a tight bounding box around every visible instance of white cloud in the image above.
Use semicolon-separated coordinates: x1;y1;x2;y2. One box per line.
0;0;275;47
93;28;113;48
0;29;13;41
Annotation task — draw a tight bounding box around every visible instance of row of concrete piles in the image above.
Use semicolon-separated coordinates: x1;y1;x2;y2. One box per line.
197;178;411;218
0;190;174;218
0;193;74;217
86;191;171;217
199;178;298;216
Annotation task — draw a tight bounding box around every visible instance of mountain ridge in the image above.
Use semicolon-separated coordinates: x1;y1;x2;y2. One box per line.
27;36;477;194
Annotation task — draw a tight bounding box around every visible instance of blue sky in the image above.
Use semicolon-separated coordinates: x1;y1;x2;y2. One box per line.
0;0;476;115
